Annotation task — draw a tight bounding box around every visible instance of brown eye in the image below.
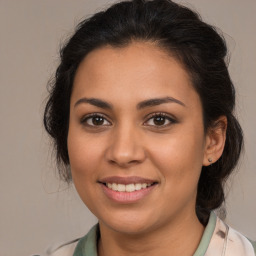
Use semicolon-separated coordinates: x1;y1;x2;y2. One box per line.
144;113;176;127
92;116;104;125
153;116;166;126
81;114;111;126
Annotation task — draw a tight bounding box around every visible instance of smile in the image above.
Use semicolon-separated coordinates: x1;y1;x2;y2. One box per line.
105;183;153;192
99;176;158;203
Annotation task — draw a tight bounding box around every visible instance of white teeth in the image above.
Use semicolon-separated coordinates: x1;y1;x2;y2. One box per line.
106;183;153;192
117;184;126;192
142;183;147;189
135;184;142;190
112;183;118;191
126;184;135;192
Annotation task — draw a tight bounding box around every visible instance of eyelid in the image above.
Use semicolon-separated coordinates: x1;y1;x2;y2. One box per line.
79;112;177;128
80;112;112;126
143;112;177;127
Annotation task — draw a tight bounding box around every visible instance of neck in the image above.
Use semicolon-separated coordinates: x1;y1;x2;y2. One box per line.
98;210;204;256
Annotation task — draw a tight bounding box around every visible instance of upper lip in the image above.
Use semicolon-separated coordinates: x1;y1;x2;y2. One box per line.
99;176;157;185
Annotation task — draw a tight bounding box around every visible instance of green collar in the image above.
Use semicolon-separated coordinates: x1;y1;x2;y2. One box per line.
74;212;217;256
73;224;98;256
193;211;216;256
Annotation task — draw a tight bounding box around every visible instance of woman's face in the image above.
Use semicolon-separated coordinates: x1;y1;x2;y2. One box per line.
68;42;210;234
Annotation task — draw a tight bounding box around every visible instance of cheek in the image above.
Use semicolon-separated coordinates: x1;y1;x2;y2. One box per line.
67;129;102;182
148;128;205;185
67;130;105;210
148;132;205;213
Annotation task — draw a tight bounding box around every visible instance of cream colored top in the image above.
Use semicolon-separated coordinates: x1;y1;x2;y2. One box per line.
47;212;256;256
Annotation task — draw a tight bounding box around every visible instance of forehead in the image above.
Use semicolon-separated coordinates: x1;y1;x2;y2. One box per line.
72;42;200;109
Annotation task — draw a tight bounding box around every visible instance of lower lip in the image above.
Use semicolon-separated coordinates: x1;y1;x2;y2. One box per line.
100;184;157;203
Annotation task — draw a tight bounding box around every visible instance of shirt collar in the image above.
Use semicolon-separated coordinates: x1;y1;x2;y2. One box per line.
74;212;217;256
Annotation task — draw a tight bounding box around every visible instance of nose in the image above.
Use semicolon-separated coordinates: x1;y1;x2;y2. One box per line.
105;125;146;168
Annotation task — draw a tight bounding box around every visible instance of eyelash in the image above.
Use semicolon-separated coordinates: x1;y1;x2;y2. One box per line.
144;112;177;128
80;113;111;127
80;112;177;128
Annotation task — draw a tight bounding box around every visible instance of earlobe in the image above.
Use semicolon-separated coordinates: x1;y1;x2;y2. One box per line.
203;116;227;166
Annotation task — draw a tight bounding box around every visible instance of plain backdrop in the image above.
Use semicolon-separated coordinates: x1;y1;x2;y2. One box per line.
0;0;255;255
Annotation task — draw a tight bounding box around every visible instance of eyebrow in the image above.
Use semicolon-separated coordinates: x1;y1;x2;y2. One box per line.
137;97;186;109
74;96;186;109
74;98;113;109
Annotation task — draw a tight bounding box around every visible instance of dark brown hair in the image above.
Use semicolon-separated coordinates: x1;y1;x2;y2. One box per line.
44;0;243;225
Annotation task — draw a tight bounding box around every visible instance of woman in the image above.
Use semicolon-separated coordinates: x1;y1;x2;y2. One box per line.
44;0;256;255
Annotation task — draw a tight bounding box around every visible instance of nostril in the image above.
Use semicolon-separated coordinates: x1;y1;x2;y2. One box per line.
109;159;117;165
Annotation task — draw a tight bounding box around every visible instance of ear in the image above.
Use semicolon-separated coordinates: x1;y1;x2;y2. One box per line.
203;116;227;166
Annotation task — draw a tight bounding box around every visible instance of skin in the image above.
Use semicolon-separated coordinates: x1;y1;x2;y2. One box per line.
68;42;226;256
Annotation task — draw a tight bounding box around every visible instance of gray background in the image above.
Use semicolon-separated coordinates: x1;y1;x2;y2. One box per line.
0;0;255;255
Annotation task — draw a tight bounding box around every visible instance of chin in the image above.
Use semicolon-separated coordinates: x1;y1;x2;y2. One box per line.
104;221;150;235
98;209;161;235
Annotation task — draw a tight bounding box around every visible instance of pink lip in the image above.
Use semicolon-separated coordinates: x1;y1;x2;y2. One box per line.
99;176;158;204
